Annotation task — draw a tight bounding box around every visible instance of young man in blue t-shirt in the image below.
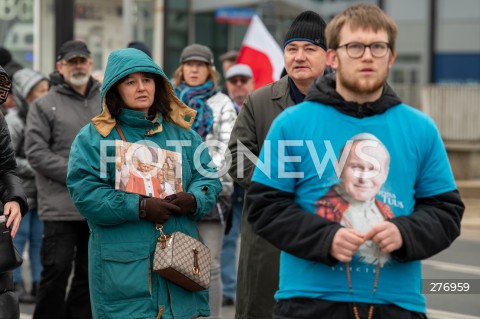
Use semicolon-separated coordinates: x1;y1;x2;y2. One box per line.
247;4;464;319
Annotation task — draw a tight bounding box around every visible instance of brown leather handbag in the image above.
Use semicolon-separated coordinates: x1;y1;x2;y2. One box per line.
153;225;210;292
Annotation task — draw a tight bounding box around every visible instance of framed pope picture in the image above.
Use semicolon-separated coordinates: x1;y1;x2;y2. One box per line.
114;141;183;199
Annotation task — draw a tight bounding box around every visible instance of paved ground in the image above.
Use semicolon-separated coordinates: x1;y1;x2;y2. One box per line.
461;198;480;234
458;179;480;232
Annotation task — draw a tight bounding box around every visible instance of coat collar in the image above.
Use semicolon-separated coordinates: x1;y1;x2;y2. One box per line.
271;75;294;110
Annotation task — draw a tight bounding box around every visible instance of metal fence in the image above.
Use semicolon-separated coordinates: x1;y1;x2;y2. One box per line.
390;84;422;110
421;86;480;141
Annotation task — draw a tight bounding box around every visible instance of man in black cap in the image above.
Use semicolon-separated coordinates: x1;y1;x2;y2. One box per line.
228;11;328;319
25;40;100;319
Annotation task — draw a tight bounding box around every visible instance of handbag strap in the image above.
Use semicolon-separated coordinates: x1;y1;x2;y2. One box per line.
115;123;127;142
157;225;203;242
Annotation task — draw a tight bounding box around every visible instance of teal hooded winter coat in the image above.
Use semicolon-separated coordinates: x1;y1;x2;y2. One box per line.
67;48;222;319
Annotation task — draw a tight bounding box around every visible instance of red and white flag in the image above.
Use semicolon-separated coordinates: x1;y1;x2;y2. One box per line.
237;15;284;89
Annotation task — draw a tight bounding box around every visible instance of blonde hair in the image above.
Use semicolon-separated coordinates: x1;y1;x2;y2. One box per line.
325;4;398;53
173;63;218;88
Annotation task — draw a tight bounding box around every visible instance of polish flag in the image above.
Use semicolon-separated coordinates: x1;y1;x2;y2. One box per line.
237;15;284;89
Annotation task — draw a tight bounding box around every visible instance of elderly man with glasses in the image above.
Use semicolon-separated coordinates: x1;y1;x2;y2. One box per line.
225;64;255;113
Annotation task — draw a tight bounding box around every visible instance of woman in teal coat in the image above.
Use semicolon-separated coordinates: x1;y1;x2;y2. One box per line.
67;48;222;319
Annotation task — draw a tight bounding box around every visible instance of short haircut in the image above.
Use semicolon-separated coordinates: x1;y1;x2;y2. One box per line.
325;4;398;53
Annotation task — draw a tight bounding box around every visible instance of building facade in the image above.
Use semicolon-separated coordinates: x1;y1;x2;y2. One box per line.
1;0;479;88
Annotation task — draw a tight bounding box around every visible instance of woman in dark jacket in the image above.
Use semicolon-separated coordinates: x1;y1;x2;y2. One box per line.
0;65;29;319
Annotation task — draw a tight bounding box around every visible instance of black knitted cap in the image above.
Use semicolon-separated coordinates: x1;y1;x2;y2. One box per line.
283;11;327;50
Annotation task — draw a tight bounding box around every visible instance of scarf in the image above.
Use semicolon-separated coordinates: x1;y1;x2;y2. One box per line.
288;77;306;104
175;81;216;139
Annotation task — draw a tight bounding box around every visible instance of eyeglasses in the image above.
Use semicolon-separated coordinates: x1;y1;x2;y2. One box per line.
337;42;390;59
62;58;89;66
227;77;249;85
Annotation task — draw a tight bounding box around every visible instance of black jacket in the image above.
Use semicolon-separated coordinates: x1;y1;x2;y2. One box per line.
247;75;464;265
0;103;28;214
0;272;19;319
0;66;27;319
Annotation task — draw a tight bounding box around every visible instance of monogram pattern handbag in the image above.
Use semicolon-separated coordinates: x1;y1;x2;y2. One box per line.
153;226;211;292
0;67;11;104
0;215;23;274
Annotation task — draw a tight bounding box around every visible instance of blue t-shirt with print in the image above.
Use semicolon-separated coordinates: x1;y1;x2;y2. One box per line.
251;102;456;313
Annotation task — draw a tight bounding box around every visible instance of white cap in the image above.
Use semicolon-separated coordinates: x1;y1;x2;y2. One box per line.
134;146;154;165
226;64;253;80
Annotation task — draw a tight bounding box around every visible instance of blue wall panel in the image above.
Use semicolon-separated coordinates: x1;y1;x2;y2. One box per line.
435;53;480;84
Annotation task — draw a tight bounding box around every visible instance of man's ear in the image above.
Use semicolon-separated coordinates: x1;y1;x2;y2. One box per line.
326;49;337;69
388;51;397;69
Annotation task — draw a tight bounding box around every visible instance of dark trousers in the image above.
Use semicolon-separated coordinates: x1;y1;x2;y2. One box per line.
0;271;20;319
33;221;92;319
273;298;428;319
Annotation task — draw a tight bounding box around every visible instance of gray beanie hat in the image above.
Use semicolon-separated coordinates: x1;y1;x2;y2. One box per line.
12;68;48;100
180;44;214;65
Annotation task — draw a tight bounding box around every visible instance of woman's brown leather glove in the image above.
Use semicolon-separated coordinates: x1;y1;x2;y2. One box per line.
139;197;181;224
165;192;197;215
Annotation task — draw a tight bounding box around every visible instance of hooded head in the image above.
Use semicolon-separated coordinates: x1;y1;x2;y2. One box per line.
11;68;49;119
92;48;196;137
12;68;49;101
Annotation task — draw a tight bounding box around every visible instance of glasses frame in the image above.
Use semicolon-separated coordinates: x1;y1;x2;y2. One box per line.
227;77;249;85
336;42;390;59
61;58;89;67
